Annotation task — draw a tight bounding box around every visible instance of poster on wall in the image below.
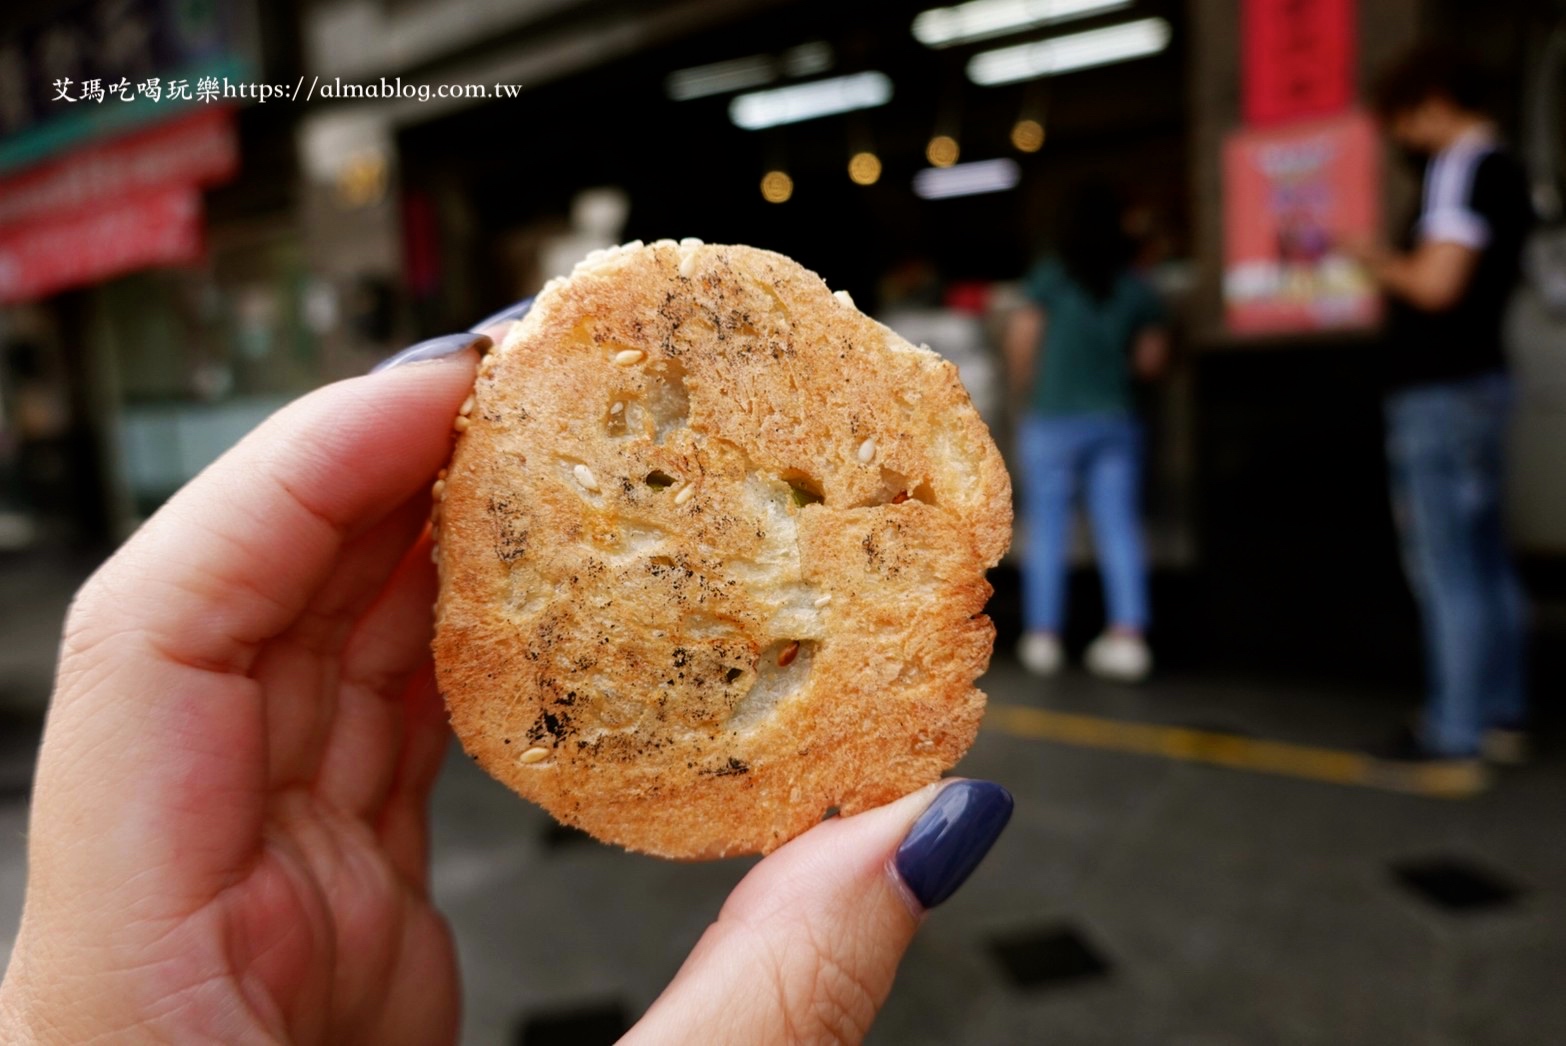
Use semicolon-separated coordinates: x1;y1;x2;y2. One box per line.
1223;111;1381;335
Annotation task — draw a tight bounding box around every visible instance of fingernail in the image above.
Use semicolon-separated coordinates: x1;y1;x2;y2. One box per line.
894;780;1013;910
470;296;535;334
371;332;490;374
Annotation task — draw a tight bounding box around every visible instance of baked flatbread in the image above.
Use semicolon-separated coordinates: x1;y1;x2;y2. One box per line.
433;240;1010;858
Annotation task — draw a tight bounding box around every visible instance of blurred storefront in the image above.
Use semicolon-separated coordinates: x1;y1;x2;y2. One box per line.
1183;0;1566;680
0;0;326;546
0;0;1559;686
293;0;1198;613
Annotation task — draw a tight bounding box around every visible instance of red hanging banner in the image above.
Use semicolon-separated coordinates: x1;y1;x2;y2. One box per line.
0;186;204;304
0;108;236;302
1242;0;1357;126
0;108;237;228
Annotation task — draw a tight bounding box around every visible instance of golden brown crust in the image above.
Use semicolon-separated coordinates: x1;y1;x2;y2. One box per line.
433;241;1011;858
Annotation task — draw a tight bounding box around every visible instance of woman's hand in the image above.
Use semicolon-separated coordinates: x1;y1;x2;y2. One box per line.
1;335;487;1042
0;326;1010;1044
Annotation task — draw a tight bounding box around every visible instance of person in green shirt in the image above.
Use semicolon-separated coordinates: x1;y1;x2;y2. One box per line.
1004;180;1169;681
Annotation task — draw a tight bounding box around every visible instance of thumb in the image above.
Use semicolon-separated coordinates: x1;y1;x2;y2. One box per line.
626;780;1013;1046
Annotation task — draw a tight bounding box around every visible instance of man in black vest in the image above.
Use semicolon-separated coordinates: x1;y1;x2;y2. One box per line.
1349;47;1534;785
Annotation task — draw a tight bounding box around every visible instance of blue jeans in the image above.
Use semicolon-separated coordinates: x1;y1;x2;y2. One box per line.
1017;413;1149;634
1385;372;1528;756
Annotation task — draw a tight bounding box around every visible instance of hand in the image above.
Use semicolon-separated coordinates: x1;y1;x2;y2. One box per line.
0;321;1012;1043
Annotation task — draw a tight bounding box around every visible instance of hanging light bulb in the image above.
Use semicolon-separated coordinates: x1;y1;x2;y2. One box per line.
1011;118;1045;152
760;169;794;203
848;151;882;185
926;135;960;167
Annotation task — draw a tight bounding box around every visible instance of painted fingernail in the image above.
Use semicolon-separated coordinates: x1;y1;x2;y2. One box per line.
470;296;535;334
894;780;1013;910
371;332;490;374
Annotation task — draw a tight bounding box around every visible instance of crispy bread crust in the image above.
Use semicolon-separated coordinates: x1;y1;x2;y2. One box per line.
433;241;1011;858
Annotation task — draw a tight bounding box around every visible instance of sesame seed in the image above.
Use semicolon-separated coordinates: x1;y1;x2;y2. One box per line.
459;394;475;416
680;237;704;248
609;401;624;415
813;594;833;607
674;483;696;505
623;239;644;251
834;289;854;307
613;349;645;366
432;478;446;499
573;464;599;491
679;252;700;278
453;415;470;432
777;641;800;667
518;746;550;765
857;437;876;463
437;468;448;480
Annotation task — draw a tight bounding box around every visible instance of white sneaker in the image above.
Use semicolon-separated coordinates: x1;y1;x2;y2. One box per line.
1017;632;1064;676
1084;632;1151;683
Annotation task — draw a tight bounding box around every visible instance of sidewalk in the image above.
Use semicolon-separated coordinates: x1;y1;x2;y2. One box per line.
0;555;1561;1043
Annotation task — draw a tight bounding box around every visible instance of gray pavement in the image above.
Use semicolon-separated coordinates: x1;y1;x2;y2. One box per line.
0;557;1562;1044
434;665;1566;1046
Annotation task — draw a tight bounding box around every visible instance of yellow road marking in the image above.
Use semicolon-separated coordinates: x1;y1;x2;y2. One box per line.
984;704;1487;798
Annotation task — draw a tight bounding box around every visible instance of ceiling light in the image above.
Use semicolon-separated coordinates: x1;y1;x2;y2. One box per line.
729;71;893;130
666;55;776;101
781;42;834;78
848;151;882;185
913;158;1021;199
668;43;835;101
1011;118;1046;151
967;17;1171;85
926;135;960;167
760;170;794;203
913;0;1131;49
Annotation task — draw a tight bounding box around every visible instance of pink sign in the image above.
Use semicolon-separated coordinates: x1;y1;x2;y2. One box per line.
1223;111;1381;334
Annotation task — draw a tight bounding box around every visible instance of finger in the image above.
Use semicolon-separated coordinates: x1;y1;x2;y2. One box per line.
375;667;450;896
315;529;444;821
256;493;435;791
67;339;482;683
283;488;440;658
625;780;1013;1046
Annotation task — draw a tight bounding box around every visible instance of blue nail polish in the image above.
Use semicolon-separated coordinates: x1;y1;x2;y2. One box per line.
371;332;490;374
894;780;1013;910
470;296;535;334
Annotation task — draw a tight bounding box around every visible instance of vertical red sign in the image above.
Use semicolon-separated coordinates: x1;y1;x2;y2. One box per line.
1242;0;1356;126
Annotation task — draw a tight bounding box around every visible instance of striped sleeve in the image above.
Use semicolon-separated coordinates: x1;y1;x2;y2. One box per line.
1417;144;1492;249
